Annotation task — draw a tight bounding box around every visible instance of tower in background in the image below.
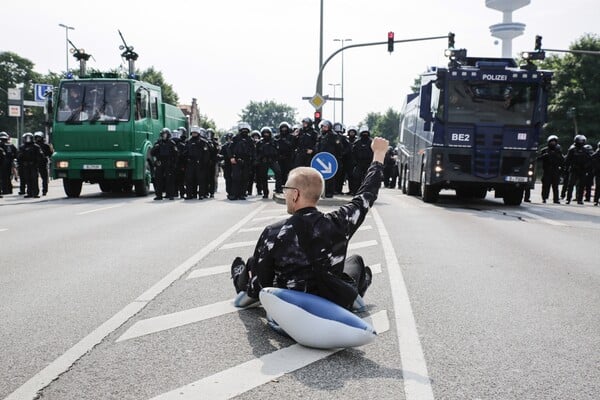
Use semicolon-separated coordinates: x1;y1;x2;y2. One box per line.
486;0;531;57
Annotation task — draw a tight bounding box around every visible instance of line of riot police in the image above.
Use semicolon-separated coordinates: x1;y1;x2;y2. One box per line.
0;131;53;199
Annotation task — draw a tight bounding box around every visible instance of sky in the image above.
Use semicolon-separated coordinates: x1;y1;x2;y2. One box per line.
1;0;598;130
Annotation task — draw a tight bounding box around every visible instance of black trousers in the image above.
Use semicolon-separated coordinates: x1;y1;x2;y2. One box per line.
541;173;560;202
257;160;282;197
0;164;12;194
154;164;175;198
185;161;206;198
279;157;294;189
23;164;39;197
222;164;232;196
39;162;49;194
594;175;600;203
566;171;585;202
231;161;250;199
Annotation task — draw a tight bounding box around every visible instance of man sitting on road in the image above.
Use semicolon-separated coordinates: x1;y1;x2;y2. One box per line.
231;137;389;309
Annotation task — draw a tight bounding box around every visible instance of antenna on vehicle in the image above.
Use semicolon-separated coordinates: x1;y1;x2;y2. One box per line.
118;30;139;79
68;39;92;77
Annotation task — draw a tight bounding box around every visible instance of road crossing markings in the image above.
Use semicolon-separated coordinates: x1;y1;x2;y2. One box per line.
238;226;265;233
251;214;289;222
6;203;268;400
116;300;258;342
370;263;382;274
348;240;378;250
372;207;435;400
76;204;124;215
357;225;373;231
148;310;390;400
0;228;8;232
517;211;567;227
220;240;256;250
186;265;229;280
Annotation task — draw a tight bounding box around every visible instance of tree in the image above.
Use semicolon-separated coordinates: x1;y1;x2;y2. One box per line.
540;34;600;145
410;76;422;94
360;112;383;136
374;108;401;145
198;113;217;130
139;66;179;105
238;100;297;130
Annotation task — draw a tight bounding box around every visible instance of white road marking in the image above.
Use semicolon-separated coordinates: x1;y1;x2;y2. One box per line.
149;310;390;400
348;240;378;250
357;225;373;231
116;300;254;342
251;214;288;222
238;226;265;233
517;211;567;227
372;207;434;400
259;208;286;214
6;204;268;400
76;204;124;215
220;241;256;250
370;263;382;274
186;265;229;280
0;228;8;232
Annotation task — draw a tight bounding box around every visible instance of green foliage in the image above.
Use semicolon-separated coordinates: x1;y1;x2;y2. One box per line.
360;108;401;145
139;66;179;105
198;113;217;130
238;100;297;131
541;33;600;146
410;76;422;94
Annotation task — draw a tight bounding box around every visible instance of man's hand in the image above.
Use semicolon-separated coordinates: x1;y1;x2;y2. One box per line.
371;137;389;164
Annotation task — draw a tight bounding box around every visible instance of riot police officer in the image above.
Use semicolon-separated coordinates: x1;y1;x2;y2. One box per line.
294;117;318;167
228;123;255;200
383;146;397;188
539;135;564;204
332;122;350;194
173;127;188;198
206;128;220;198
352;126;374;194
220;132;234;198
344;126;358;194
33;131;53;196
317;120;345;197
256;127;282;198
592;141;600;206
17;133;43;198
184;127;211;200
276;122;296;191
151;128;179;200
583;144;594;202
0;131;17;194
247;130;262;196
564;134;591;204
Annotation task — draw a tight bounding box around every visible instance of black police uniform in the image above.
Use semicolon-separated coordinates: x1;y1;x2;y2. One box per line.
539;143;564;203
256;135;282;198
383;147;397;188
294;127;317;167
343;134;357;194
219;139;233;198
36;139;53;195
591;149;600;205
0;146;5;197
227;132;255;200
352;135;373;194
564;144;591;204
17;142;43;198
232;161;383;308
173;136;187;198
183;135;210;199
151;137;179;199
206;138;219;197
0;140;17;194
317;130;345;197
276;130;296;189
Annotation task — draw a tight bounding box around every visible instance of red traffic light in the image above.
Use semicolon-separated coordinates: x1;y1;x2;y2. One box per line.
314;111;321;119
388;31;394;39
387;31;394;53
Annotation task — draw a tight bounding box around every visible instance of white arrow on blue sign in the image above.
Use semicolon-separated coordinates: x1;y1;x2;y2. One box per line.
310;152;338;180
34;84;53;102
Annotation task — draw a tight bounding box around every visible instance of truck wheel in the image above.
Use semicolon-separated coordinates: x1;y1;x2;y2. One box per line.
63;179;82;198
420;170;439;203
503;188;524;206
134;160;151;197
99;181;111;193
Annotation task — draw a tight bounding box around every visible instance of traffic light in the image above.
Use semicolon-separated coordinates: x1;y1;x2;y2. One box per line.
448;32;455;49
314;111;321;127
535;35;543;51
387;31;394;53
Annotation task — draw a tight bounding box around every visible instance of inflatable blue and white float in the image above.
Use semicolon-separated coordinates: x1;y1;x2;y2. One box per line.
259;287;377;349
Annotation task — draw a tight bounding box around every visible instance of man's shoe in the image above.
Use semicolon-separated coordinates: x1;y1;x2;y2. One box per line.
227;195;236;200
524;199;531;203
577;201;584;205
594;202;599;206
566;200;571;204
542;199;547;203
231;257;249;294
24;195;32;198
554;200;560;204
154;196;163;200
42;192;47;196
33;195;40;198
168;197;174;200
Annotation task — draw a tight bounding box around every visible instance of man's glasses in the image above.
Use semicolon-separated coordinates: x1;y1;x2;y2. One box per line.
282;186;298;193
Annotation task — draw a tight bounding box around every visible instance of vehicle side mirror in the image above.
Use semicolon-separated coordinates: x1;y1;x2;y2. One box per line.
419;81;433;123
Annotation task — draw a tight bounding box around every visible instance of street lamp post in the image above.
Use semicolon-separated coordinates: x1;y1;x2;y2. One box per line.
333;38;352;125
58;23;75;72
328;83;340;122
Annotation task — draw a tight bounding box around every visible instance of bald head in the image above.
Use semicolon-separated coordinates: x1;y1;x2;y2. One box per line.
287;167;324;204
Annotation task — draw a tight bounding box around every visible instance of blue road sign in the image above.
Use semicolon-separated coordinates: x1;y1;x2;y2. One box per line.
34;84;53;102
310;152;338;180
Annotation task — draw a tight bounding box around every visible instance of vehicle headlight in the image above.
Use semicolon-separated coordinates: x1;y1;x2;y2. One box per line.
115;161;129;168
434;166;443;173
56;161;69;168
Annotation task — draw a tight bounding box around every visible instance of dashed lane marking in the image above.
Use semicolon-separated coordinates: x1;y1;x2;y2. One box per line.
76;204;124;215
6;204;268;400
220;241;256;250
348;240;378;250
372;207;434;400
0;228;8;232
517;211;567;227
357;225;373;231
148;310;390;400
186;265;229;280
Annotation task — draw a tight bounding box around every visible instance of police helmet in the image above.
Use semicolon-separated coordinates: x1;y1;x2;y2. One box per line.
206;128;216;139
292;124;300;131
250;130;261;139
278;121;291;132
190;126;202;135
347;126;358;135
22;132;34;143
301;117;313;126
260;127;272;135
199;128;208;139
178;126;187;136
359;125;370;136
583;144;593;154
574;134;586;147
319;120;333;131
0;131;9;141
238;122;251;133
547;135;558;144
332;122;345;134
34;131;45;139
225;132;234;140
160;127;172;139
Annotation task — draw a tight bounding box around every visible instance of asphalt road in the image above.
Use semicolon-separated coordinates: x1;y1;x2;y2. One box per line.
1;181;598;399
